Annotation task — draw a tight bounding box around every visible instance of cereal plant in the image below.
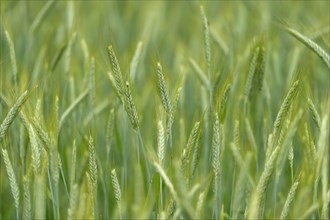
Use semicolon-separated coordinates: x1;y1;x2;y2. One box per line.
0;1;329;219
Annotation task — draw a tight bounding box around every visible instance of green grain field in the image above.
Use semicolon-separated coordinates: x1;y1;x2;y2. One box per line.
0;1;329;219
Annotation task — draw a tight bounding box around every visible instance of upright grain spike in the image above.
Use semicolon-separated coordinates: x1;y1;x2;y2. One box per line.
124;81;139;131
88;136;98;189
212;113;221;194
156;62;172;116
157;120;165;163
248;146;280;219
200;5;211;78
219;83;231;122
272;80;300;145
107;45;125;99
28;124;41;175
111;169;122;219
307;98;321;129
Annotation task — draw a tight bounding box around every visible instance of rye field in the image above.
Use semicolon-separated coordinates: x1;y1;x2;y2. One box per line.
0;1;329;219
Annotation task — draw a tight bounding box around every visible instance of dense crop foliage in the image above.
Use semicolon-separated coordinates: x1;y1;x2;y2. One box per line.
0;1;329;219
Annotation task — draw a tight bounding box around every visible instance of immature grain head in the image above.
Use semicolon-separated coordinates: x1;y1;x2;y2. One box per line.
0;90;29;142
107;45;125;98
156;62;172;116
273;80;300;143
200;5;211;76
307;98;321;129
2;149;20;211
284;26;330;69
280;181;299;219
157;120;165;163
88;136;97;189
111;169;122;204
124;81;139;131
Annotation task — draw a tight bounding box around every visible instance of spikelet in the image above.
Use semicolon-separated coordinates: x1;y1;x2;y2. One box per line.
156;63;172;116
219;83;231;122
186;122;201;168
124;81;139;131
245;40;266;98
166;76;184;141
31;117;51;147
288;143;294;181
2;149;20;212
106;108;115;156
107;71;121;100
107;45;125;99
234;120;240;148
280;181;299;219
50;148;60;185
111;169;122;207
0;90;29;141
28;124;41;174
88;136;98;189
244;46;259;100
273;80;300;143
188;123;202;178
181;148;188;174
190;129;202;178
70;140;76;191
248;145;280;219
196;191;205;218
85;173;95;219
307;98;321;129
167;199;176;218
232;154;252;219
200;6;211;76
35;98;42;122
212;113;221;192
19;125;26;164
304;123;316;167
255;42;266;91
157;120;165;163
5;30;17;88
284;26;330;69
